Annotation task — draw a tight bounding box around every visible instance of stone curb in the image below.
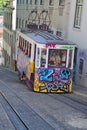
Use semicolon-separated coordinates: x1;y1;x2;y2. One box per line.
74;91;87;98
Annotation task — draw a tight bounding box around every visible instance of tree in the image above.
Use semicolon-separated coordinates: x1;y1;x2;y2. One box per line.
0;0;8;15
0;0;8;8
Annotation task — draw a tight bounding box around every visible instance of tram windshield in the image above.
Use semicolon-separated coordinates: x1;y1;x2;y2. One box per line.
48;49;67;67
40;48;47;67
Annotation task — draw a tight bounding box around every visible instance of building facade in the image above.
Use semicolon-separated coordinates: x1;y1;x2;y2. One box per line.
16;0;87;87
16;0;70;38
3;0;87;87
67;0;87;87
3;0;17;67
0;15;4;65
3;0;71;67
0;16;3;49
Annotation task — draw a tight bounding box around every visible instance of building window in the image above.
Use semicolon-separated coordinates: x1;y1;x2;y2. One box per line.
20;0;21;4
74;0;83;28
30;0;32;4
40;0;44;5
19;19;21;28
59;0;65;6
22;0;24;4
79;58;84;74
26;0;28;4
17;0;19;4
35;0;38;5
25;20;27;27
22;20;24;28
49;0;54;6
16;17;18;28
56;31;62;37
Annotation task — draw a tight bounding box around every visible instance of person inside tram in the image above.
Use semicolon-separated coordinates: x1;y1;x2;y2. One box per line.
62;51;66;61
61;50;67;66
49;50;61;66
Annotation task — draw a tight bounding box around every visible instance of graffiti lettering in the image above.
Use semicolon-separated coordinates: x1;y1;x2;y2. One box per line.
40;81;70;92
60;68;70;80
38;69;54;81
46;44;56;48
37;68;71;92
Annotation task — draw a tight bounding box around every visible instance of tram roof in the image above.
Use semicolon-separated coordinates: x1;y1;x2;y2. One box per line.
19;29;75;45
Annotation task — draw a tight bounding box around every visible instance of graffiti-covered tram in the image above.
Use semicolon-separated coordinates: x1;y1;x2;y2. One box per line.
16;29;75;93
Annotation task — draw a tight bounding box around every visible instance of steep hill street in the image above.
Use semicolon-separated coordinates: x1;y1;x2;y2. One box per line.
0;67;87;130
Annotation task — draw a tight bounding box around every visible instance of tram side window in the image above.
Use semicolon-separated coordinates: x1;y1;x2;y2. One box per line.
29;44;32;58
36;48;40;67
19;36;21;46
26;41;28;55
40;48;47;67
27;42;29;56
61;50;67;67
68;50;73;68
21;38;23;51
19;36;22;49
28;43;32;58
48;49;67;67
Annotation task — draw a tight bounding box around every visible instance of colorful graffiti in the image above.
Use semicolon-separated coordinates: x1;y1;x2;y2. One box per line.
38;69;54;81
45;44;56;49
40;81;71;92
34;68;72;93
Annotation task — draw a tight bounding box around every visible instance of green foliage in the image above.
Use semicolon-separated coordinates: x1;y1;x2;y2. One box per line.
0;0;8;8
0;0;8;15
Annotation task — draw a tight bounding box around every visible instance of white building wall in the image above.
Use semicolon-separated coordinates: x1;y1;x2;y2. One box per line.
12;0;17;30
3;0;17;67
68;0;87;48
16;0;70;39
68;0;87;87
50;0;70;38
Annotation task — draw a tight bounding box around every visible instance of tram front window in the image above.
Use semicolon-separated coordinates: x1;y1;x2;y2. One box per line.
68;50;73;68
40;48;47;67
48;49;67;67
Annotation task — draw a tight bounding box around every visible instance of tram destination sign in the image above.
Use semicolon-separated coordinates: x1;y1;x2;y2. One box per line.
61;45;74;49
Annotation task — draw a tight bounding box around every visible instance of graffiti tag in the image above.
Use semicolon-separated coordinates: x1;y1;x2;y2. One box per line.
38;69;54;81
40;81;70;92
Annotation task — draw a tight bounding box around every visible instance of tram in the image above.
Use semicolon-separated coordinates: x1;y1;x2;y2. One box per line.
16;28;75;93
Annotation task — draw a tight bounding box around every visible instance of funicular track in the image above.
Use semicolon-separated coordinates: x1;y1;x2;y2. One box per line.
1;67;87;115
0;92;29;130
48;93;87;115
0;72;55;130
0;67;87;130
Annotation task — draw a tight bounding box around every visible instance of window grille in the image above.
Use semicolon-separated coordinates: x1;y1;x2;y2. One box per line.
74;0;83;28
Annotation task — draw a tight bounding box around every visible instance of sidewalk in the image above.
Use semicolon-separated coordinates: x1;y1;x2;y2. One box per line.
73;83;87;98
